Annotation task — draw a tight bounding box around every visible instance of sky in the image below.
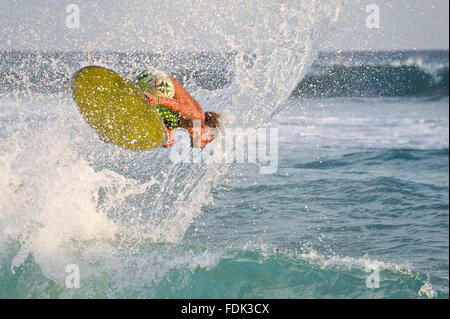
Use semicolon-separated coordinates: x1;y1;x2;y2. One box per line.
0;0;448;51
326;0;449;50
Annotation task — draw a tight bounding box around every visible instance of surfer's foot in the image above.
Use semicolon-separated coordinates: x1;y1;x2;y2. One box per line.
99;132;110;143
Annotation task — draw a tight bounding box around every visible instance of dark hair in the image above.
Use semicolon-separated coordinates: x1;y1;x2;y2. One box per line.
204;112;221;128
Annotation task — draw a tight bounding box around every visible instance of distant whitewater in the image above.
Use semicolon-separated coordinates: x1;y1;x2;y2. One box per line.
293;50;449;98
1;49;448;98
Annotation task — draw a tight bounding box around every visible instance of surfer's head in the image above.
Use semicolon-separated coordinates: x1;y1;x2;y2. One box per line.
135;69;175;98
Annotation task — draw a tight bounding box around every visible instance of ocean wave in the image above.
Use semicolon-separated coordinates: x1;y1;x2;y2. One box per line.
293;148;450;170
292;64;449;98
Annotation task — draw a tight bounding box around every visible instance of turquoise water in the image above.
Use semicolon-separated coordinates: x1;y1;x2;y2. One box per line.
0;96;448;299
185;97;449;298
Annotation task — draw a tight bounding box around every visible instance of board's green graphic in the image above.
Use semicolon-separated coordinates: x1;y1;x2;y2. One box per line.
71;66;167;150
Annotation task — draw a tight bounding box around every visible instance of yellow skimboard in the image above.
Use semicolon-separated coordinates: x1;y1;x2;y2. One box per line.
71;66;167;150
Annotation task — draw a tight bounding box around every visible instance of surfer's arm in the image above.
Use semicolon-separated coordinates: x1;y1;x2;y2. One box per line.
145;93;205;124
165;76;205;123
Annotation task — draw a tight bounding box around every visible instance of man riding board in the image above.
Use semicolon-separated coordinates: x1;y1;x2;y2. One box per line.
135;69;221;148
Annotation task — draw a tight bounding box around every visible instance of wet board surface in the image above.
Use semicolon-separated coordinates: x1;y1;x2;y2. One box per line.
71;66;167;150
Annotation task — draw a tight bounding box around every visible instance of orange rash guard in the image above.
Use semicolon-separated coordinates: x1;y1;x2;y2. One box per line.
144;76;219;148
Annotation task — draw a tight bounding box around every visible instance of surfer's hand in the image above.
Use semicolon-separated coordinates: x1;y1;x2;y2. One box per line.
162;128;176;148
189;125;219;148
201;126;218;147
144;93;158;106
